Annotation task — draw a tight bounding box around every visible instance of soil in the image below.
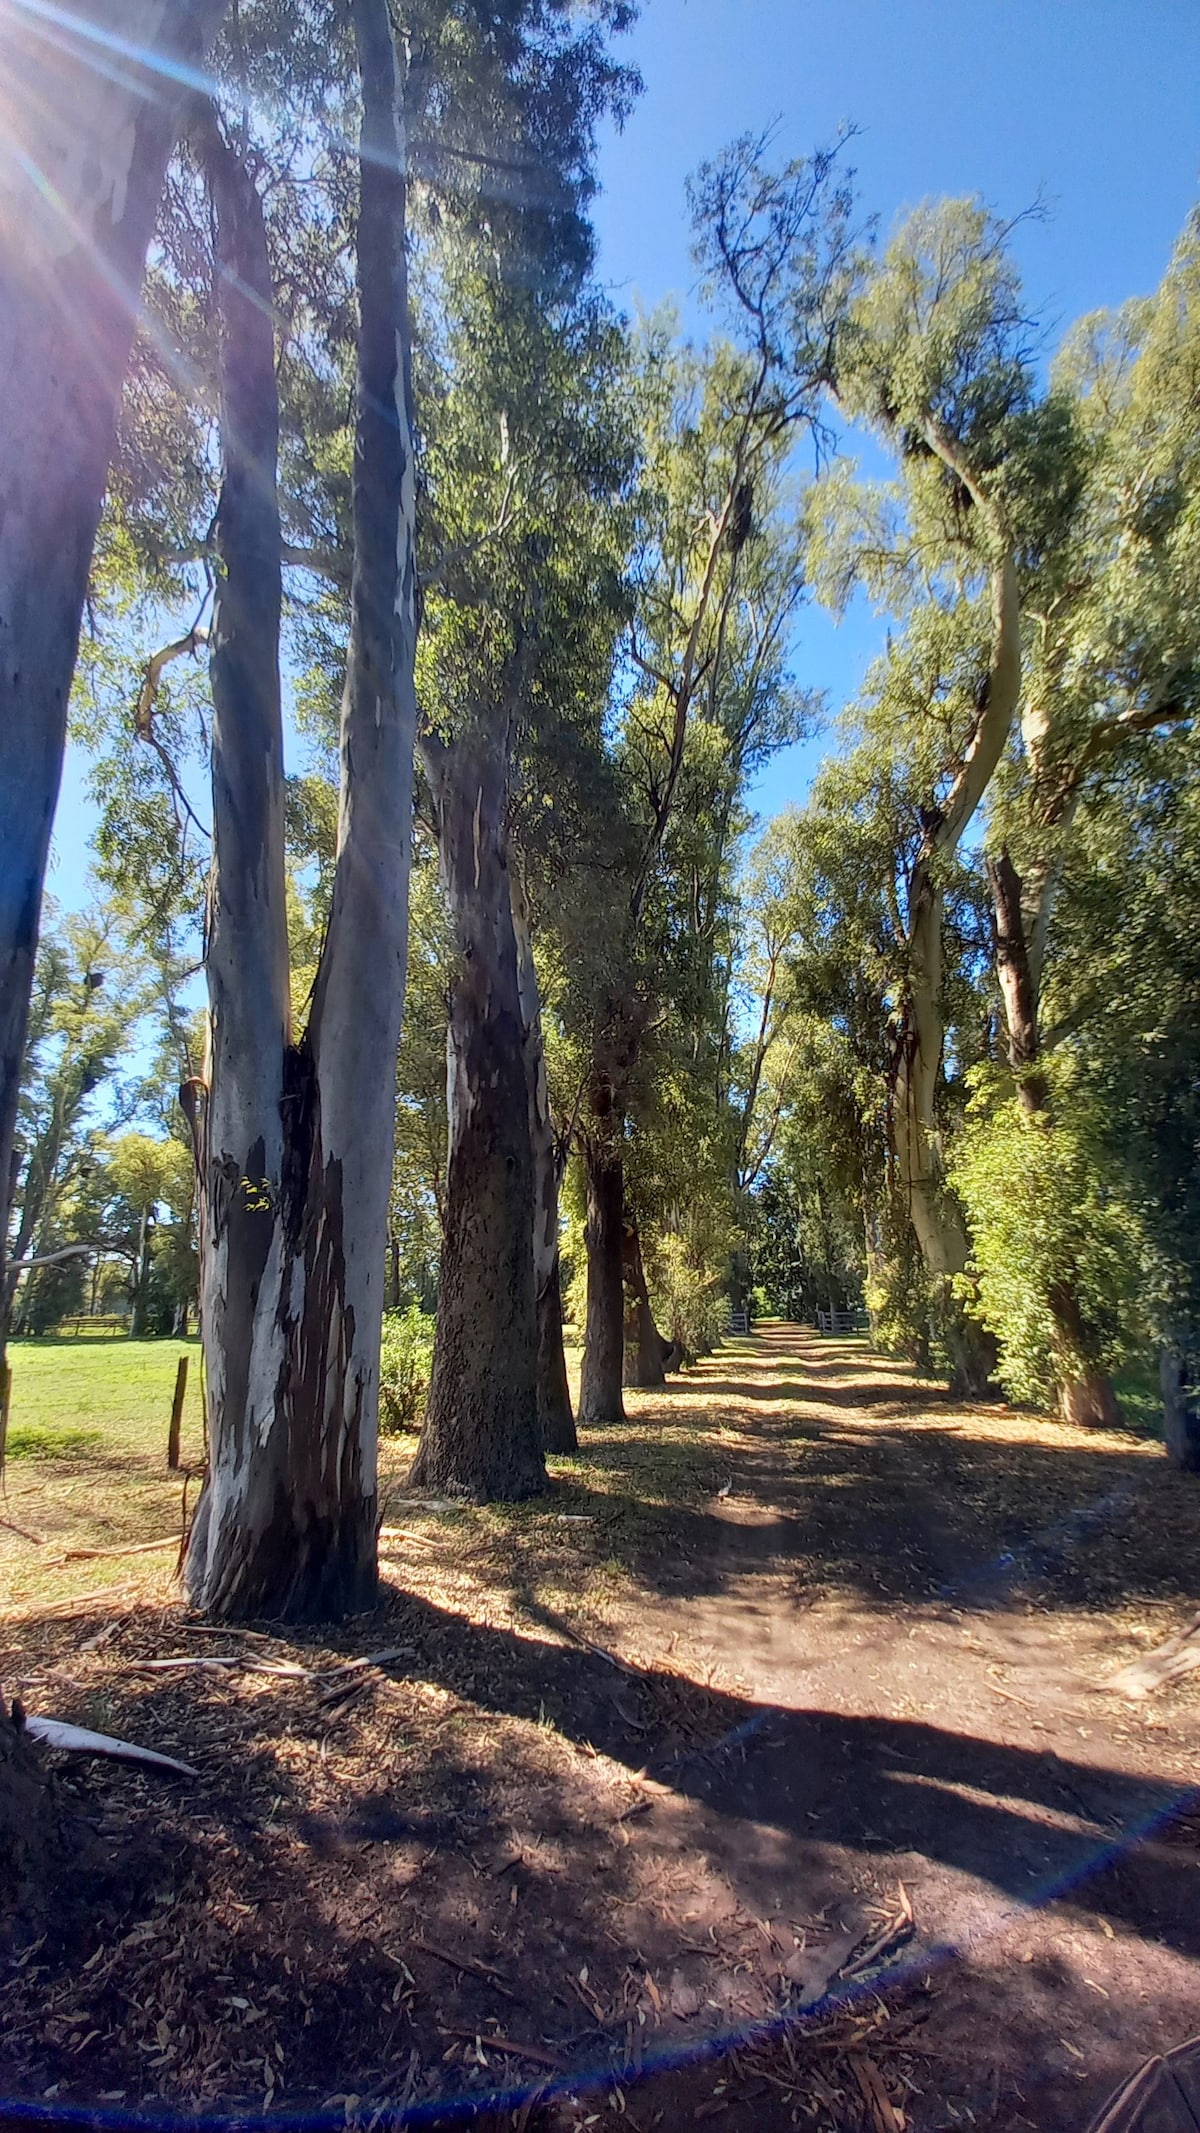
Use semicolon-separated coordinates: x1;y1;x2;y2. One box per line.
2;1323;1199;2133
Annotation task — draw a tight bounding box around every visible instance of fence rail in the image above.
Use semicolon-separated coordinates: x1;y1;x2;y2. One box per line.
815;1307;869;1336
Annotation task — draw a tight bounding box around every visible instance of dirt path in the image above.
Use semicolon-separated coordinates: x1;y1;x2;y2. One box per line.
3;1324;1199;2132
602;1324;1200;2130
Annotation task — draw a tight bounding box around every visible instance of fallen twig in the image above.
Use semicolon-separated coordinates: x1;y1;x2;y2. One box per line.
842;1886;914;1978
525;1602;639;1676
316;1646;416;1681
180;1622;274;1641
11;1578;145;1622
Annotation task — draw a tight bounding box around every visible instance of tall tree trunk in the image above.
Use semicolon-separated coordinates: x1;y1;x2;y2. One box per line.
623;1222;667;1387
988;849;1050;1116
0;0;229;1359
129;1205;152;1336
186;0;418;1617
512;874;576;1454
893;871;993;1396
989;847;1121;1428
537;1255;576;1451
894;876;971;1279
411;735;545;1500
885;542;1021;1399
579;1112;626;1426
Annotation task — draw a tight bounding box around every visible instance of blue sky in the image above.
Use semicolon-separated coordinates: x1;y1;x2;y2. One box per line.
586;0;1200;823
47;0;1200;907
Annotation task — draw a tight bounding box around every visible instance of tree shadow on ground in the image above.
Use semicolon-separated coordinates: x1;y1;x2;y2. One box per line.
5;1586;1200;2131
546;1412;1200;1615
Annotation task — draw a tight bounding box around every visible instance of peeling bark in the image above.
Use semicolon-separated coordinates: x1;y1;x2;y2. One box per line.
186;0;418;1617
410;735;545;1501
0;0;228;1349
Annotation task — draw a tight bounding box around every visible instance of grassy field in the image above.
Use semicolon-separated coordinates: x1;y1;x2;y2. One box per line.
2;1336;208;1614
1;1327;1171;1626
0;1331;727;1622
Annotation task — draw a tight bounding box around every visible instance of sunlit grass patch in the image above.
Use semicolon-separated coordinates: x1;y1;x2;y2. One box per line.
5;1424;105;1462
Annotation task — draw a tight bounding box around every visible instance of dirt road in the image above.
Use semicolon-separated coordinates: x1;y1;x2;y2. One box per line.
3;1324;1199;2131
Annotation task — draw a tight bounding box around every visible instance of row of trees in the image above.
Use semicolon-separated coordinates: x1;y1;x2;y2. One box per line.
740;199;1200;1455
4;0;1198;1622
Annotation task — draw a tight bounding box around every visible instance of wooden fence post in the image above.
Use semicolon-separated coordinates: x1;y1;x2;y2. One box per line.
167;1355;188;1471
0;1361;11;1481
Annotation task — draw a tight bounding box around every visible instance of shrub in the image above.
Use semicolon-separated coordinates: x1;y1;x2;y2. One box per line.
950;1064;1151;1408
378;1306;436;1434
647;1232;726;1358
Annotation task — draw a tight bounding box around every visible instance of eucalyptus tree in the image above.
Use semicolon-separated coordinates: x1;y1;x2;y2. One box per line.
812;198;1080;1390
749;750;990;1366
172;0;419;1618
575;142;855;1424
54;0;643;1594
4;905;141;1334
0;0;231;1344
961;222;1200;1425
1052;740;1200;1466
410;274;636;1499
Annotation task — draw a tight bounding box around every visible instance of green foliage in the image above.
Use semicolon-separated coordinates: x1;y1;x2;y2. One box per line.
645;1231;726;1359
378;1307;437;1435
863;1215;932;1369
950;1065;1152;1407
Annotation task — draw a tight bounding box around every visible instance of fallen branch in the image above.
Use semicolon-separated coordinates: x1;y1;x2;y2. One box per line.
413;1939;517;1999
524;1602;639;1677
848;2052;903;2133
437;2028;566;2072
47;1535;181;1566
125;1656;239;1674
1108;1611;1200;1699
11;1578;145;1622
0;1516;45;1544
24;1714;198;1777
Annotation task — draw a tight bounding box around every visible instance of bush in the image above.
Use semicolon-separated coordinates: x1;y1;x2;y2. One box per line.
378;1306;435;1434
647;1232;726;1358
950;1064;1151;1408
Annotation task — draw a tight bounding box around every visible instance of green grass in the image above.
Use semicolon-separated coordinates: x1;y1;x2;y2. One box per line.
1112;1353;1164;1438
4;1334;206;1457
6;1425;105;1462
2;1337;208;1614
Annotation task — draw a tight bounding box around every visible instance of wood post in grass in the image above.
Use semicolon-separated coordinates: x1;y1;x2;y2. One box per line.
167;1356;188;1471
0;1360;10;1480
